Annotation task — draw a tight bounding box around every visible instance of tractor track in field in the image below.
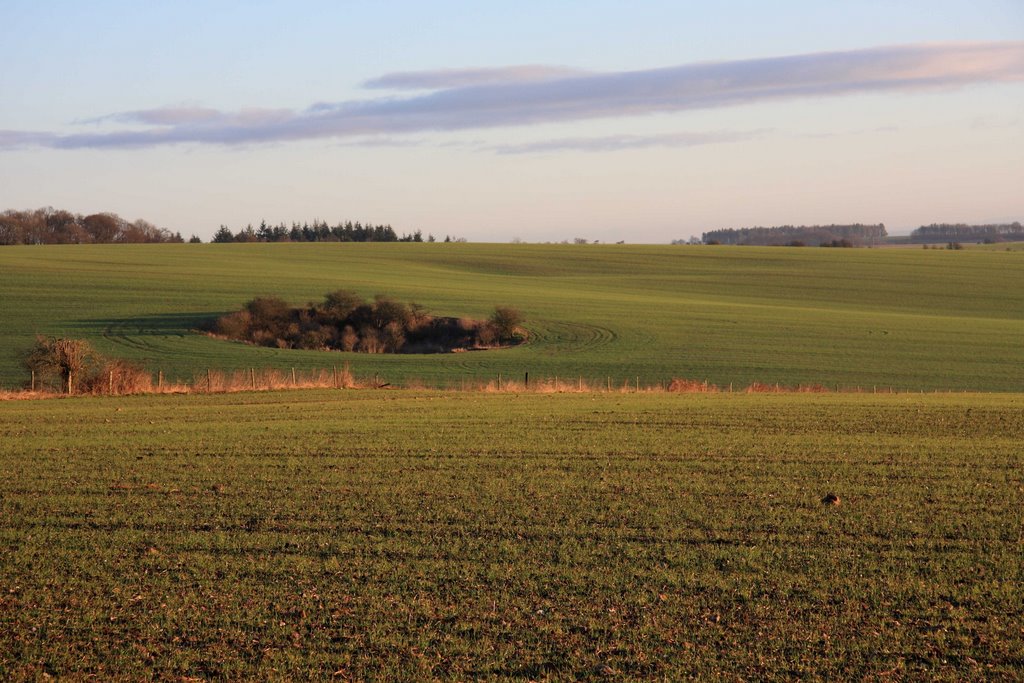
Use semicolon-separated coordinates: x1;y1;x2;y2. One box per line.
526;319;619;353
443;320;619;371
101;321;176;353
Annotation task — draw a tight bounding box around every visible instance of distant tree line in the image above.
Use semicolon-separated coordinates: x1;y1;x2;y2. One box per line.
0;207;185;245
700;224;887;246
212;220;460;244
909;223;1023;244
214;291;525;354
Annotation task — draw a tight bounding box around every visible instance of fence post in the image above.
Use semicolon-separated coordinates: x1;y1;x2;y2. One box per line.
68;371;72;395
31;370;35;392
250;368;256;390
207;368;213;392
498;373;502;390
292;367;297;386
158;370;163;389
525;371;529;388
109;370;114;394
578;376;582;392
636;376;640;392
607;376;611;391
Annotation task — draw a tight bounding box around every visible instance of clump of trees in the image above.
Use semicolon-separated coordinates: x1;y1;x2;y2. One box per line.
24;336;150;394
0;207;186;245
213;292;525;353
700;224;887;246
211;219;461;244
909;223;1023;244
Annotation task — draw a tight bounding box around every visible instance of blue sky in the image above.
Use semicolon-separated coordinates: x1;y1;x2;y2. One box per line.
1;1;1021;242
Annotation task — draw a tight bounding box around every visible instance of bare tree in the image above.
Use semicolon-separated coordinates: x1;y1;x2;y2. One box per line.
24;336;99;392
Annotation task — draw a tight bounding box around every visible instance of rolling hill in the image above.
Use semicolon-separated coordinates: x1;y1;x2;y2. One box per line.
1;243;1022;391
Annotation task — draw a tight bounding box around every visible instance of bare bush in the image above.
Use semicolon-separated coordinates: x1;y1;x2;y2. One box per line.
321;289;364;320
489;306;525;342
83;359;153;395
667;378;719;393
340;325;358;352
24;336;101;393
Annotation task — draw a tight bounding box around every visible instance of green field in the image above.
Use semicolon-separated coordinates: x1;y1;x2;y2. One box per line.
1;391;1021;679
2;243;1023;391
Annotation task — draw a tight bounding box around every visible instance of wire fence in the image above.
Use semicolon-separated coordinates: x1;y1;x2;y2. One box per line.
2;364;926;399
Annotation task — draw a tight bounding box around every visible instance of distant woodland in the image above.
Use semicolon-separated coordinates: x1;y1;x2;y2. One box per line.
908;223;1024;244
701;224;887;246
0;207;449;245
0;208;184;245
210;220;451;243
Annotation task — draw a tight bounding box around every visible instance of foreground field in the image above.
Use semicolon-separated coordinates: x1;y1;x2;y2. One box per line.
1;243;1023;391
1;391;1021;679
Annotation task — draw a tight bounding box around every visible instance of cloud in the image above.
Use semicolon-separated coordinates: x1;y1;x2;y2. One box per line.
362;65;591;90
492;130;771;154
80;106;226;126
4;42;1022;151
0;130;58;149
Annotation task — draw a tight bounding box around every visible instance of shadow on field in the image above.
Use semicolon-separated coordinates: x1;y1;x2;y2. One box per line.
79;312;221;336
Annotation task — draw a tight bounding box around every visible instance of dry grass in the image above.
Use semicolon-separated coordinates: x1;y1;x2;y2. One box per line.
196;365;359;392
668;378;720;393
1;371;915;400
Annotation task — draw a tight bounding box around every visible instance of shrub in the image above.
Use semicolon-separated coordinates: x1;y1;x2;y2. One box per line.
321;289;364;321
668;378;719;393
24;336;101;392
83;359;152;395
489;306;524;342
476;323;497;347
371;295;412;330
213;293;526;353
382;320;406;352
215;310;253;340
358;327;384;354
340;325;358;352
246;296;291;326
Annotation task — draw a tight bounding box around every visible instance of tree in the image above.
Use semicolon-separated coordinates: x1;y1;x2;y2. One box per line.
24;336;100;393
212;225;235;243
489;306;524;342
45;209;87;244
0;211;27;245
83;213;123;243
370;295;411;330
320;289;364;321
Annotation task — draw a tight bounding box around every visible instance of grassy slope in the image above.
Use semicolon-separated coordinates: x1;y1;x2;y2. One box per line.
1;391;1021;679
1;243;1022;390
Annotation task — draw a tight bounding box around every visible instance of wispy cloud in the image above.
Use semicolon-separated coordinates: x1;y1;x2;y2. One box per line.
362;65;590;90
79;106;226;126
492;130;770;154
0;130;58;149
4;42;1022;151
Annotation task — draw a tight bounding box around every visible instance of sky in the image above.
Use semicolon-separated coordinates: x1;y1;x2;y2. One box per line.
1;1;1022;243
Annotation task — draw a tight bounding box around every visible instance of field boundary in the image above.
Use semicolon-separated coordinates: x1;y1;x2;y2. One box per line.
0;365;972;400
